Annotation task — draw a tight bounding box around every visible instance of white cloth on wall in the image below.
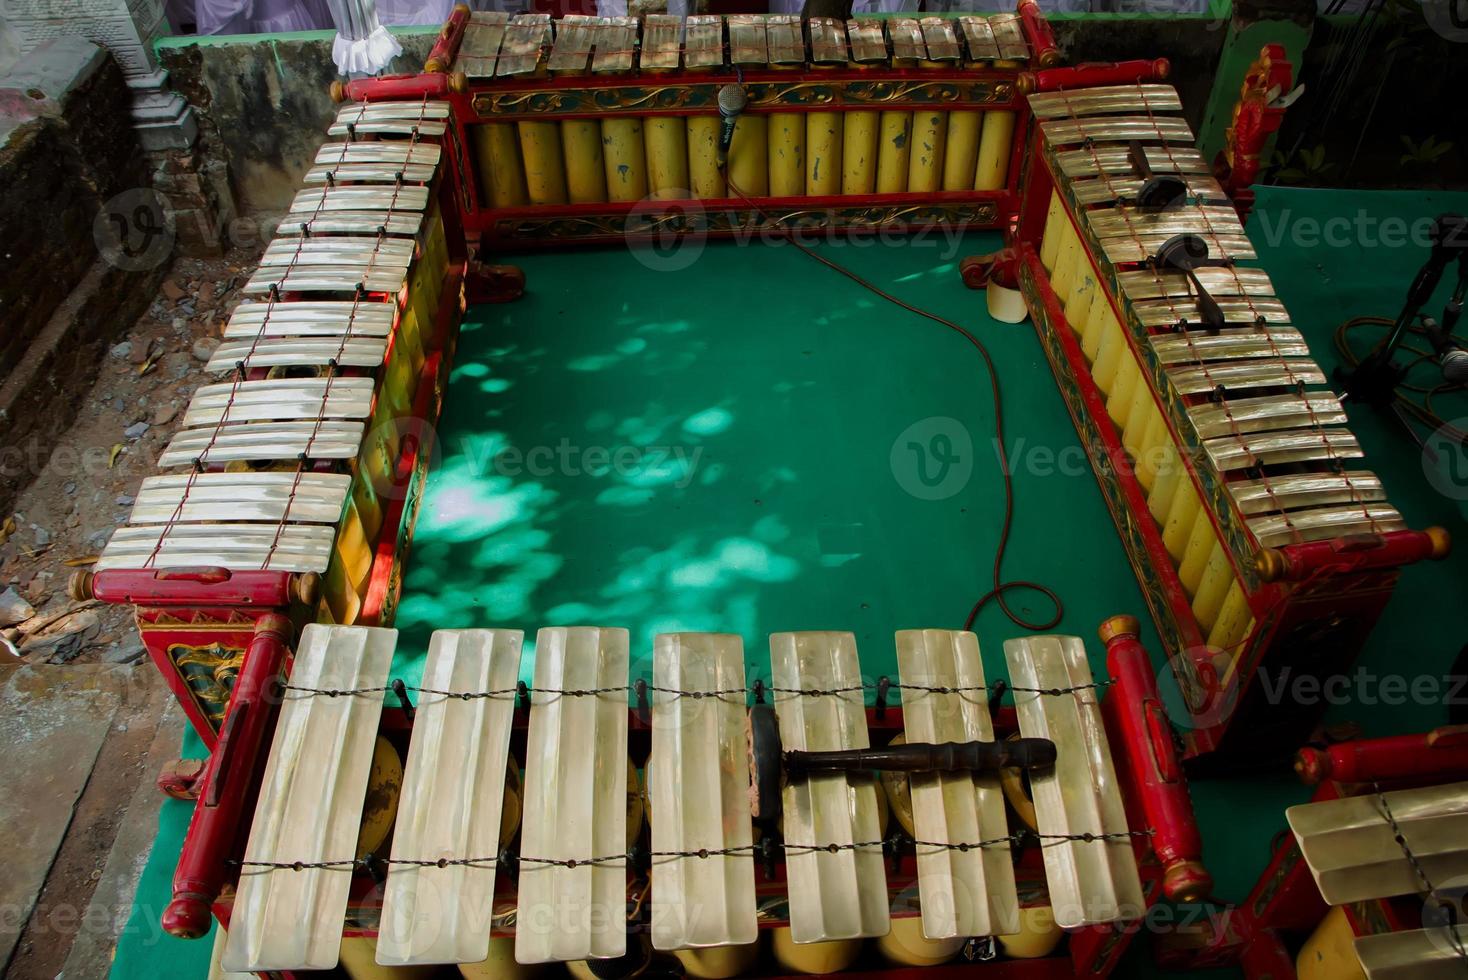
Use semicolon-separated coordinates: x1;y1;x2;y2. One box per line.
326;0;402;75
333;24;401;72
196;0;332;34
375;0;456;25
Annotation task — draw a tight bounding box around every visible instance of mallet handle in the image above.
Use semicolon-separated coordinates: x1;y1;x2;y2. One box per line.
786;738;1056;777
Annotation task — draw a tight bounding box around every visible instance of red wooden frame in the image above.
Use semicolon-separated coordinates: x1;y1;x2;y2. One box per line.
1156;726;1468;977
1006;86;1448;760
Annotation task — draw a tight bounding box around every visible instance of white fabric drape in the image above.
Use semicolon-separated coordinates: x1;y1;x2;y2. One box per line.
196;0;332;34
325;0;402;75
374;0;456;25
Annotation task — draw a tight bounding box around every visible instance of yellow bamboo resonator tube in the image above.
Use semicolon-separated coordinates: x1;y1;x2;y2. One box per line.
942;110;982;191
472;123;527;208
602;117;648;202
841;110;879;195
876;110;912;194
806;112;842;195
768;112;805;197
727;114;768;197
907;110;947;193
644;116;690;200
517;120;567;205
687;116;725;198
975;110;1015;190
560;120;606;204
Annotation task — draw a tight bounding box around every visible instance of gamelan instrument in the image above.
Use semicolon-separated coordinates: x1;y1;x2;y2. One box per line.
1007;70;1451;759
213;621;1197;976
1154;726;1468;978
331;4;1073;245
65;9;1241;979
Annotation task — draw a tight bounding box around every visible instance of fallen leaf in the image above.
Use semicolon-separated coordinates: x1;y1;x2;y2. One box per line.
63;556;100;567
138;351;162;376
108;444;125;468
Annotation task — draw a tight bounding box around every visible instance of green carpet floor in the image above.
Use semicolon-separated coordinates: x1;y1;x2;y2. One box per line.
110;186;1468;979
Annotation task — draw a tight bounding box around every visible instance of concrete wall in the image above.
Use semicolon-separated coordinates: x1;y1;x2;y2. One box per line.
0;39;165;513
159;31;436;218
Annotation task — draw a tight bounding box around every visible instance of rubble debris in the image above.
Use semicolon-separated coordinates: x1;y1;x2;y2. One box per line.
191;336;221;362
0;588;35;627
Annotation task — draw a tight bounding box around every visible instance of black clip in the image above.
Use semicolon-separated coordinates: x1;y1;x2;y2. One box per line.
629;840;650;882
883;829;905;876
752;679;766;705
361;851;387;884
516;680;530;710
391;678;414;722
987;678;1008;713
634;679;651;726
499;846;520;885
757;835;779;881
875;676;890;719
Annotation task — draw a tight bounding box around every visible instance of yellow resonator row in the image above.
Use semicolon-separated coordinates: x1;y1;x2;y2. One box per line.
1038;191;1254;659
295;750;1064;980
473;109;1015;206
319;202;450;627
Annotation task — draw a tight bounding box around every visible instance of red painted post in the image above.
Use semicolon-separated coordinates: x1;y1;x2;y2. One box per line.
161;613;293;939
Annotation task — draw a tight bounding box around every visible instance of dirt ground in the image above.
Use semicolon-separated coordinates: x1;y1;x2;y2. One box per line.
0;246;263;665
1;244;263;979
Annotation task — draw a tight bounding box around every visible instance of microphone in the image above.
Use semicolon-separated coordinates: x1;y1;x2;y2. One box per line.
716;83;747;171
1442;348;1468;385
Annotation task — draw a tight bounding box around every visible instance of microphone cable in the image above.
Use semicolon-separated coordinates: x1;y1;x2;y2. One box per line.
717;156;1064;632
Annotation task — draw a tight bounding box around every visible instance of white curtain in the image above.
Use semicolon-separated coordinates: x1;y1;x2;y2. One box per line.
196;0;333;34
375;0;457;25
326;0;402;75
